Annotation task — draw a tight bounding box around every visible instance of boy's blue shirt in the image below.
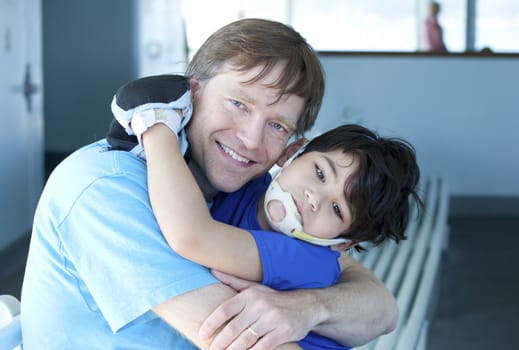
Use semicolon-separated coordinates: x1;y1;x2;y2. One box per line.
211;173;349;350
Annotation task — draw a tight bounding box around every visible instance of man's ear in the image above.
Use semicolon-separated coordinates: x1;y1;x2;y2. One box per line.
189;78;202;100
277;138;308;167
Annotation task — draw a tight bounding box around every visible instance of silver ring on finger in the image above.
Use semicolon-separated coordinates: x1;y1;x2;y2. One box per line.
247;326;260;341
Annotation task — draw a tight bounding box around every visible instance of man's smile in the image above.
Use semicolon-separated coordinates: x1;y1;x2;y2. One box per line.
217;142;253;165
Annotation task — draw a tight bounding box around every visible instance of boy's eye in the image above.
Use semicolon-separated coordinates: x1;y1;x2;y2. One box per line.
315;165;324;182
333;203;343;220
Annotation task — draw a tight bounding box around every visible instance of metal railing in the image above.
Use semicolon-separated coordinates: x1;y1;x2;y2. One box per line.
357;176;450;350
0;294;22;350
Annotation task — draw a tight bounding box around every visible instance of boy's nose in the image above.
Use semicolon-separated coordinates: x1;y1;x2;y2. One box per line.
305;189;319;211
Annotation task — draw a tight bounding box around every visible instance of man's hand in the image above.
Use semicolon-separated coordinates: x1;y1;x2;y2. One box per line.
199;270;318;350
202;254;398;349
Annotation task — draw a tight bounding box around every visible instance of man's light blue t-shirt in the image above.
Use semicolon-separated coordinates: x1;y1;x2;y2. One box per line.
21;139;218;349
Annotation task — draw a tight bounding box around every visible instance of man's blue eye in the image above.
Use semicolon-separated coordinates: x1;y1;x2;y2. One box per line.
231;99;244;109
269;121;286;133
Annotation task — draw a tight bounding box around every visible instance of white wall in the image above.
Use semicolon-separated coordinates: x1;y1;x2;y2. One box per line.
136;0;187;77
317;54;519;196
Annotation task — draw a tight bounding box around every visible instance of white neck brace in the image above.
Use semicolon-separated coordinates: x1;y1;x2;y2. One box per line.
264;179;303;234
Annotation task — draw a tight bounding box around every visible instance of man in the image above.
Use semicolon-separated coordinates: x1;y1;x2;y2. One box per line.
424;1;448;52
21;19;396;349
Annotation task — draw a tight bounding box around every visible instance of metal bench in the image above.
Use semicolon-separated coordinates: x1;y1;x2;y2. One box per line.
0;294;22;350
356;176;450;350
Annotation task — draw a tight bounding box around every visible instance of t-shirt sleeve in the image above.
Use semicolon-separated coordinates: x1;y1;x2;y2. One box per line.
298;331;351;350
61;172;218;332
249;230;341;290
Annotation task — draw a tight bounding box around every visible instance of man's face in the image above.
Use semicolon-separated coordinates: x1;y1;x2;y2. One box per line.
186;64;305;193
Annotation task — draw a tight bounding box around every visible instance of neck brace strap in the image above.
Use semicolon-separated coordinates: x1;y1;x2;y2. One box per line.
290;230;350;246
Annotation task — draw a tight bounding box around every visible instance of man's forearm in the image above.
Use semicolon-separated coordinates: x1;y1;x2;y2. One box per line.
307;254;397;347
153;282;304;350
153;283;236;349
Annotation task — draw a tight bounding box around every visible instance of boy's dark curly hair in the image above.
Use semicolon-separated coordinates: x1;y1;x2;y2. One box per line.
303;124;423;251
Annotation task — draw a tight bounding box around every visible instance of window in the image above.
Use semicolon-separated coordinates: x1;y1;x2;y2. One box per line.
439;0;466;52
476;0;519;52
182;0;286;58
290;0;417;51
179;0;518;54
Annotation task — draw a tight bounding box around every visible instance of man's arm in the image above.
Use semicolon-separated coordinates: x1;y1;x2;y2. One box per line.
311;253;397;345
153;283;302;350
200;254;397;349
153;283;235;350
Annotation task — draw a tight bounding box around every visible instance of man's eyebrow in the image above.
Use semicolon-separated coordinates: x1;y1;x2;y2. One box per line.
231;88;254;103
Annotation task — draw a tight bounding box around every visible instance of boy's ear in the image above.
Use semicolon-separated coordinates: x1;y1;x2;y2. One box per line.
277;138;308;167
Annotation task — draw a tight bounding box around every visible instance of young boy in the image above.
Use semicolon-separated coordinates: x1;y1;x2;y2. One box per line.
109;75;422;349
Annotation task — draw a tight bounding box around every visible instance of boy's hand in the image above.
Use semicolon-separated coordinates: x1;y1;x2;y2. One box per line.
131;108;183;145
110;74;192;140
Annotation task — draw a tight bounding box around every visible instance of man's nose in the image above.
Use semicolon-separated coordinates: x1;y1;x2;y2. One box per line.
236;115;264;150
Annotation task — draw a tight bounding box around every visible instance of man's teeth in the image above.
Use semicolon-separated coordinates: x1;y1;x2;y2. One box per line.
221;144;250;163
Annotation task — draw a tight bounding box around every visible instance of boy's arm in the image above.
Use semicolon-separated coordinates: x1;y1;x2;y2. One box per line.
142;123;263;281
144;124;395;348
145;124;305;349
144;125;396;348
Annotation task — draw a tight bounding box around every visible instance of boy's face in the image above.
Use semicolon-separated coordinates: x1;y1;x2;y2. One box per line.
186;63;304;193
274;150;357;239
